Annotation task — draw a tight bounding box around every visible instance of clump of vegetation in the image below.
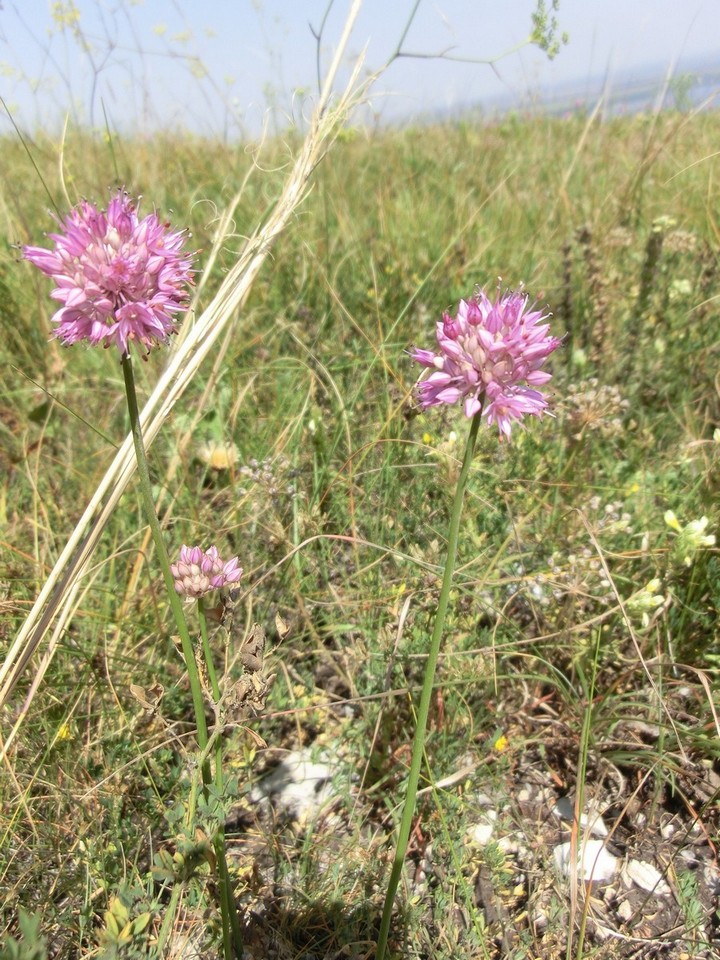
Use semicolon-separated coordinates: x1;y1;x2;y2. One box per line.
1;104;718;959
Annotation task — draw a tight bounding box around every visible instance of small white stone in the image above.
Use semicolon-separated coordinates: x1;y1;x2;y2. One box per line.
553;840;617;882
498;835;520;854
622;859;671;896
617;899;634;922
581;805;608;838
660;822;675;840
468;812;497;846
472;791;495;807
250;750;336;820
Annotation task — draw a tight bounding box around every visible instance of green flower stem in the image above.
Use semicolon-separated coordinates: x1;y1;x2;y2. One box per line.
121;355;209;757
121;356;242;958
376;409;482;960
197;599;224;741
198;600;243;960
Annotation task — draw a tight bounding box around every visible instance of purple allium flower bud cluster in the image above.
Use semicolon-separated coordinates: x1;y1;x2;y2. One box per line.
171;545;243;600
410;289;561;439
23;191;194;357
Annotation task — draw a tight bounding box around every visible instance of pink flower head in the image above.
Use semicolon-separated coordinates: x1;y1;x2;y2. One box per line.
410;288;561;439
171;545;243;600
23;191;194;357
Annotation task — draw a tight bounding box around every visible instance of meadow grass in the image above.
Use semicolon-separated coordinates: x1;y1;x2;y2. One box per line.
1;110;719;959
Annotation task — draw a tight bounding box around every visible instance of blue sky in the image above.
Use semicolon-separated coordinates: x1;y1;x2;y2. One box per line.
1;1;718;136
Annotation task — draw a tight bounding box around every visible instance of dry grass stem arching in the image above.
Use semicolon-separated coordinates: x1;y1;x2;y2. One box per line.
0;0;368;731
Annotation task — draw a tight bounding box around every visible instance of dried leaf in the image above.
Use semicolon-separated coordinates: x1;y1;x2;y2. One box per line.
275;612;289;640
129;681;165;714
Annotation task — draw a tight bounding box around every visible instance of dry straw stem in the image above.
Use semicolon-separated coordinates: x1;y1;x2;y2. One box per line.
0;0;369;739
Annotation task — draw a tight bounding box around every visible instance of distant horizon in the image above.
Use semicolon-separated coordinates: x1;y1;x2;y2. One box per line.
3;55;718;143
418;54;720;125
1;1;719;139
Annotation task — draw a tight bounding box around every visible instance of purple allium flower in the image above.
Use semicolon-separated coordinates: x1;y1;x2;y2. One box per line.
23;191;194;357
410;289;561;439
171;545;243;600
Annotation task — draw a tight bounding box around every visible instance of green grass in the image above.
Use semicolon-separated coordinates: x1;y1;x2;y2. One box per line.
1;110;719;959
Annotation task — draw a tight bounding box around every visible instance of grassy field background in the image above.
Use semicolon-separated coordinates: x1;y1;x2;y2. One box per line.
1;109;719;958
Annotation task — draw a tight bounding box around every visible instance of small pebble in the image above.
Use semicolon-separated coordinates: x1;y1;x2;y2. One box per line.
553;840;617;882
622;858;671;896
617;899;634;922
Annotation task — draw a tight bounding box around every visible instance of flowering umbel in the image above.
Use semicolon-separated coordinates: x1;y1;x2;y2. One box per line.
171;545;243;600
23;191;194;356
410;289;561;438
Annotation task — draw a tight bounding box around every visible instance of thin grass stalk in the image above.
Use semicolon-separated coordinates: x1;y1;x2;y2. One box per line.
376;408;482;960
0;0;368;724
567;626;603;960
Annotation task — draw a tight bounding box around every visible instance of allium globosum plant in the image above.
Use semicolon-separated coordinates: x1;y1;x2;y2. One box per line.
24;192;244;959
377;288;561;960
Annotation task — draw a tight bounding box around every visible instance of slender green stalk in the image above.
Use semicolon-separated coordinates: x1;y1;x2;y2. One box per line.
376;409;482;960
121;355;209;754
198;599;244;960
121;355;242;959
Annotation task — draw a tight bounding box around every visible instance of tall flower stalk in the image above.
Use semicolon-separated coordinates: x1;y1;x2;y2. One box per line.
376;288;560;960
24;193;243;959
123;360;243;958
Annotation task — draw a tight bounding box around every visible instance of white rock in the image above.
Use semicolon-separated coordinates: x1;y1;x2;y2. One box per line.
617;899;634;922
553;840;617;882
498;834;520;855
468;811;497;846
250;750;335;820
678;848;698;867
581;802;609;838
472;791;495;807
622;859;671;896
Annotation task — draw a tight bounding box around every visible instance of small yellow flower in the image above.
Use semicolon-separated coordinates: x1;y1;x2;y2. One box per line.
626;579;665;626
54;722;74;743
196;440;239;471
665;512;716;566
664;510;682;533
494;734;508;753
